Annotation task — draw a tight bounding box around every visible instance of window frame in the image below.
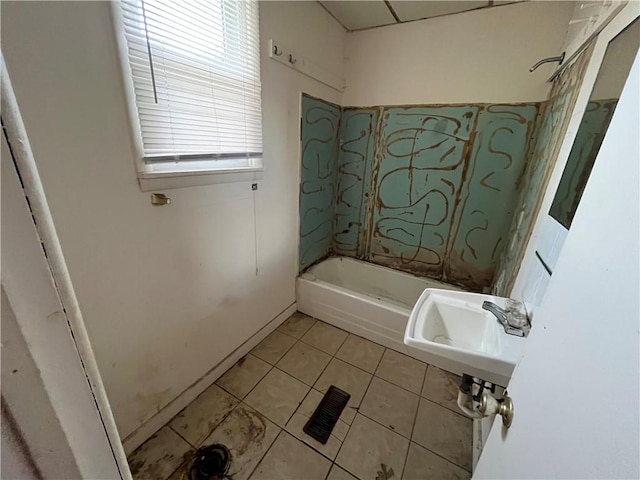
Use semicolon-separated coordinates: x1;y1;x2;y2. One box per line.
111;0;264;191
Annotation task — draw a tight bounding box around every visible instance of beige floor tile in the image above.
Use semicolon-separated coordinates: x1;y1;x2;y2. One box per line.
336;414;409;480
284;389;350;460
216;355;271;399
277;312;316;339
244;368;310;427
359;376;419;438
128;426;192;480
335;334;385;373
327;465;358;480
403;442;471;480
167;461;188;480
169;384;238;446
201;403;280;480
276;341;331;386
422;366;462;413
412;399;472;472
314;358;372;424
251;330;297;365
375;349;427;394
250;431;331;480
300;321;348;355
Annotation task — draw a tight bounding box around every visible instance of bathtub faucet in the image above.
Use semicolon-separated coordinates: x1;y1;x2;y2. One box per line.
482;301;528;337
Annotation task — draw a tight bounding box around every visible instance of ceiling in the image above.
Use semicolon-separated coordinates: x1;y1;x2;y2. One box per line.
319;1;523;31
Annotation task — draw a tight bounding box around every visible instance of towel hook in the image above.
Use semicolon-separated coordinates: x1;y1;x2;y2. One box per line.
288;54;296;65
272;44;282;56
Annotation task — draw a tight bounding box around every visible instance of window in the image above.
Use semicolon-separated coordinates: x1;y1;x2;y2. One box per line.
119;0;262;182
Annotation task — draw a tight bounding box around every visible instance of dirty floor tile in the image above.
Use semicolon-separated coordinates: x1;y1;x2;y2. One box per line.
169;384;238;446
166;461;189;480
215;355;271;399
314;358;372;424
422;365;462;413
284;389;349;460
244;368;309;427
375;349;427;394
202;403;280;480
300;321;348;355
412;399;473;472
251;330;297;365
128;426;192;480
335;414;409;480
327;464;358;480
250;431;331;480
335;333;385;373
277;312;316;339
276;341;331;386
359;376;419;438
403;441;471;480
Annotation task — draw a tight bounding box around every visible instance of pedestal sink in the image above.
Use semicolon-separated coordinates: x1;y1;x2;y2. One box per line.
404;289;528;386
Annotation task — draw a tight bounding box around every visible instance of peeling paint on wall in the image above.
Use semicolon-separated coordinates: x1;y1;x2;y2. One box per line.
300;94;539;291
493;43;595;296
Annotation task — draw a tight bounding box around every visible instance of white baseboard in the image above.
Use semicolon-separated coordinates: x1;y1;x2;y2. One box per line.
121;302;297;454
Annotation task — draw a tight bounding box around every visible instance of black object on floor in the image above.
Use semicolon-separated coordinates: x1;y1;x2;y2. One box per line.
303;385;351;444
189;443;231;480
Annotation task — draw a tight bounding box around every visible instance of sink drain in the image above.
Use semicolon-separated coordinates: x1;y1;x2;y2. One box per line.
188;444;231;480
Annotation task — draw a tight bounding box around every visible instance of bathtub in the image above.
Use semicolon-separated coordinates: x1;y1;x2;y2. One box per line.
296;256;461;354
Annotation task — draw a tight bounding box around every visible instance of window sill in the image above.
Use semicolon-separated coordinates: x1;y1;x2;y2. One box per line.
137;167;264;191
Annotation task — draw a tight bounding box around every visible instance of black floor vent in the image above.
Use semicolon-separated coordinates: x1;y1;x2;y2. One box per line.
303;385;350;444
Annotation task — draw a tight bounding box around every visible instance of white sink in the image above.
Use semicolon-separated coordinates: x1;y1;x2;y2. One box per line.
404;289;527;386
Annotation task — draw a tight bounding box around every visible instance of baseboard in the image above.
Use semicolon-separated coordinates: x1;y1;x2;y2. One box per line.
121;302;297;454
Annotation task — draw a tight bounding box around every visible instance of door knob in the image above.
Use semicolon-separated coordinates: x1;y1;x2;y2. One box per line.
479;391;514;428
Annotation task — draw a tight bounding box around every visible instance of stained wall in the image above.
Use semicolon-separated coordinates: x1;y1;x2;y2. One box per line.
1;0;347;445
493;44;595;295
300;96;539;291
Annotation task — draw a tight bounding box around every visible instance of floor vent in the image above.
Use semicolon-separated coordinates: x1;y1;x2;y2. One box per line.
303;385;351;444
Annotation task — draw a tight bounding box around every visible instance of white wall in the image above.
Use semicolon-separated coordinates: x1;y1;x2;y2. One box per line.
343;1;574;106
475;47;640;480
512;3;640;310
0;0;345;444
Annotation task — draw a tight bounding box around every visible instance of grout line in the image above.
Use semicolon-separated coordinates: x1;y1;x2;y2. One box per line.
271;366;312;428
372;346;387;375
276;312;316;340
230;358;274;403
411;436;474;474
419;364;429;397
245;428;286;480
420;396;474;421
355;407;414;441
414;397;474;472
168;425;196;449
254;330;299;367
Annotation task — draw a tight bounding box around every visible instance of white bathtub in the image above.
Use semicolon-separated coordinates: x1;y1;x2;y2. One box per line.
296;256;461;354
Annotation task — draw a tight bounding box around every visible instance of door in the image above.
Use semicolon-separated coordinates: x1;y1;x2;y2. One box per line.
1;55;130;478
473;52;639;478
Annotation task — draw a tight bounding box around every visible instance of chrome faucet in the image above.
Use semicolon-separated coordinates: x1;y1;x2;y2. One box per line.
482;301;529;337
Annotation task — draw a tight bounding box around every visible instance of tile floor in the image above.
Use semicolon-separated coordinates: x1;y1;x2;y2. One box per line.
128;312;472;480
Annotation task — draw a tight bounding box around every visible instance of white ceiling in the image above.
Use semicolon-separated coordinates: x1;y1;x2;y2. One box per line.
319;0;523;31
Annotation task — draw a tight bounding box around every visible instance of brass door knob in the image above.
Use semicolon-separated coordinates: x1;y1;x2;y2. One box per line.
479;391;515;428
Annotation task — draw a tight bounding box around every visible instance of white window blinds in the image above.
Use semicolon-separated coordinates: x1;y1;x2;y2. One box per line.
120;0;262;164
